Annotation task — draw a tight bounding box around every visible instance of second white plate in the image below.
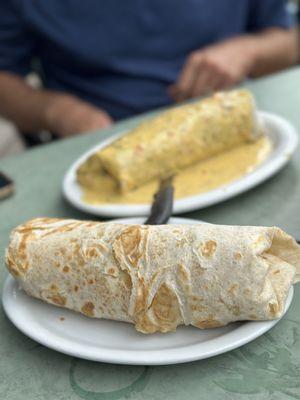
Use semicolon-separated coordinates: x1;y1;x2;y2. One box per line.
2;217;294;365
63;111;298;217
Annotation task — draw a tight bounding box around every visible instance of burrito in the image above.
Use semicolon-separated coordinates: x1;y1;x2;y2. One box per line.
98;90;262;192
6;218;300;334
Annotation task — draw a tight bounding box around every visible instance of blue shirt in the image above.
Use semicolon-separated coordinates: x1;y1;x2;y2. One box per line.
0;0;293;120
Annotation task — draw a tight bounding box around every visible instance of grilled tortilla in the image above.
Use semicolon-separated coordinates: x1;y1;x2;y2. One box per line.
6;218;300;334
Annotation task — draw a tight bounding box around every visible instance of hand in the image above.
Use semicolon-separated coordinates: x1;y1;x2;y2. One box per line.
44;94;113;137
169;36;256;102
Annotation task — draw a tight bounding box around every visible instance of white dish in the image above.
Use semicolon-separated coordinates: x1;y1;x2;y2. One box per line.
63;111;298;217
2;217;294;366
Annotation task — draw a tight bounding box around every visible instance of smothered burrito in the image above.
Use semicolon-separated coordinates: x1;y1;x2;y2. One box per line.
93;89;262;193
6;218;300;334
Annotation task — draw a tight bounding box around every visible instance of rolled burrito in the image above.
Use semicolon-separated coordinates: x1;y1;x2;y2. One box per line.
6;218;300;334
99;89;262;192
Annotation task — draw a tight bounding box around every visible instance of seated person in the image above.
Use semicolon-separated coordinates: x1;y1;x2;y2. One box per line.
0;0;298;141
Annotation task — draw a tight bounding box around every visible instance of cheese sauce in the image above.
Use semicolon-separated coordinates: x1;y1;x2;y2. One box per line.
78;136;271;205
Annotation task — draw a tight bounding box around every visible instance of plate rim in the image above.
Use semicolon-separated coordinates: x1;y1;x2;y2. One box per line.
62;111;299;217
2;216;294;365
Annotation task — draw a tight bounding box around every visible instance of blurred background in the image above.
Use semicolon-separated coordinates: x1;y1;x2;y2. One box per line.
0;0;299;159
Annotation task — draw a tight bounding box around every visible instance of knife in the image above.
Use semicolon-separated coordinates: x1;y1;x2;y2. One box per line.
144;176;174;225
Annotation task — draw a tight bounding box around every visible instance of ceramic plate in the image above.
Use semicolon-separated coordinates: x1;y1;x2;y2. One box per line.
2;217;293;365
63;112;298;217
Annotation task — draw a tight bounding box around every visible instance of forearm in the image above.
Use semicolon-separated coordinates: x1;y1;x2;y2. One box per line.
0;71;72;133
246;27;299;77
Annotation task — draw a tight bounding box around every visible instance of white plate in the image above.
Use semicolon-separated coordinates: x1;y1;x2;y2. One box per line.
2;217;294;365
63;111;298;217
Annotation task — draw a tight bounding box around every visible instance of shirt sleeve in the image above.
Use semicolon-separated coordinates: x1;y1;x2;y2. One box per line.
247;0;295;32
0;0;37;76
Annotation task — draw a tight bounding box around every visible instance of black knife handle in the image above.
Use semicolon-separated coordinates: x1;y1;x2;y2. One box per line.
145;176;174;225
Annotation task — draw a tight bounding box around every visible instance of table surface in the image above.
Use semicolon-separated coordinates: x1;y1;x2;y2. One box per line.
1;68;300;400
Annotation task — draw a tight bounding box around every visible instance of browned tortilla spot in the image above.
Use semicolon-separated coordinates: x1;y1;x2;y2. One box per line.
201;240;217;257
134;277;148;315
88;278;94;284
50;284;57;290
178;264;189;282
81;302;95;317
17;232;32;269
151;283;181;324
122;271;132;290
48;294;66;306
74;285;79;292
78;259;85;267
18;237;27;256
73;243;86;267
175;238;186;248
269;303;279;315
98;243;109;253
191;304;205;312
63;266;70;273
16;218;59;233
135;314;159;334
107;267;117;276
135;283;182;333
273;270;280;275
6;254;19;276
54;262;60;268
42;223;81;237
228;283;239;294
234;252;242;260
8;265;20;277
117;226;146;267
85;222;98;228
87;248;97;258
194;319;222;329
29;217;60;225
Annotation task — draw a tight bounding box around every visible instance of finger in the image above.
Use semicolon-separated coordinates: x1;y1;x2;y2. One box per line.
191;69;217;98
97;111;114;127
173;53;203;102
204;74;229;94
98;116;113;128
88;112;113;130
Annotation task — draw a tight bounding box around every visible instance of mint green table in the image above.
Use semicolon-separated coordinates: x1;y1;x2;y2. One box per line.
1;68;300;400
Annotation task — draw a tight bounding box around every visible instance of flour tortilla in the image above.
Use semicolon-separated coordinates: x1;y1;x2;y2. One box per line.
6;218;300;334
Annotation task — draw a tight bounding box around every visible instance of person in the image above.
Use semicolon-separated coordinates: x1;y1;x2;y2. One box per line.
0;0;298;142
